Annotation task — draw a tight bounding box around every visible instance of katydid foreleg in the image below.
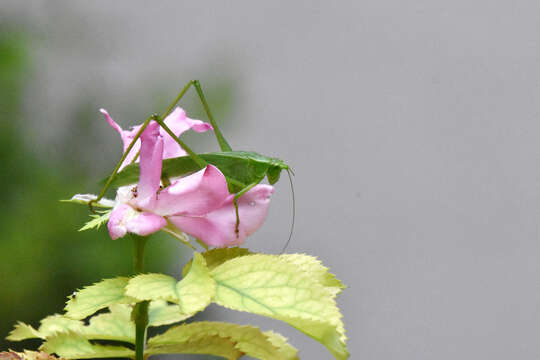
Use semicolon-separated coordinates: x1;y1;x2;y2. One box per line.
91;83;207;210
89;114;154;211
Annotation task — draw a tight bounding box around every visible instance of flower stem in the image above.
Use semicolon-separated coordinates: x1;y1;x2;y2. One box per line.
132;235;148;274
133;300;149;360
132;235;149;360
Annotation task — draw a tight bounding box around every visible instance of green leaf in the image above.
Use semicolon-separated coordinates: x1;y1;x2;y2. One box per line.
41;332;133;359
126;252;215;316
6;322;43;341
64;278;135;320
81;304;134;343
38;315;85;338
148;300;190;327
8;307;135;344
7;315;85;341
182;247;252;277
279;254;346;296
263;331;299;360
78;210;111;232
148;334;242;360
147;321;298;360
210;254;348;360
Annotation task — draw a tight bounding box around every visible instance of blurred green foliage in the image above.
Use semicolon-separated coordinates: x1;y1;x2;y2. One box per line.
0;31;185;351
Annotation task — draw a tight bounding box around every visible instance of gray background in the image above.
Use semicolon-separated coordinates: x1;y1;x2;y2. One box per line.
3;1;540;359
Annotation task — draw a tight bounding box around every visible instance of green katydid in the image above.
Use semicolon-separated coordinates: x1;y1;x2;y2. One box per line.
91;80;295;252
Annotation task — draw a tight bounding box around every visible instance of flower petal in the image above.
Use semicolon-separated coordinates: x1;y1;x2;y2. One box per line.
100;109;141;169
107;203;167;239
161;107;213;159
126;212;167;236
107;203;131;240
153;165;229;216
168;184;274;247
137;121;163;209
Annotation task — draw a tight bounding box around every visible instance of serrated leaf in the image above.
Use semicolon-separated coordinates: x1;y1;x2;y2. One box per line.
7;316;85;342
41;332;133;359
8;308;135;344
148;334;241;360
6;322;43;341
148;300;190;327
211;254;348;360
126;253;215;315
38;316;85;337
65;278;135;320
263;331;299;360
279;254;345;296
183;247;252;277
147;321;298;360
61;194;115;208
81;304;135;343
78;210;111;232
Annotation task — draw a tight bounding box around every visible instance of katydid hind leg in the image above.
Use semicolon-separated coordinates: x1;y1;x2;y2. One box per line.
193;80;233;152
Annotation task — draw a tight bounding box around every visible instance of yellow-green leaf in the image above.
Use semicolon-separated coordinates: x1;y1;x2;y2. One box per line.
81;304;134;343
8;307;135;344
41;332;133;359
64;278;135;320
182;247;252;276
148;300;190;327
279;254;345;296
147;321;298;360
148;334;241;360
211;254;348;360
126;252;214;315
263;331;299;360
7;316;84;342
6;322;43;341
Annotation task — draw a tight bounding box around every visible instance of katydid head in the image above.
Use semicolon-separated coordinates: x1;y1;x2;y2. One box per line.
266;158;290;184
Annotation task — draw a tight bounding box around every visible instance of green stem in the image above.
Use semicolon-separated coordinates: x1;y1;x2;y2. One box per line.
132;235;149;360
133;301;149;360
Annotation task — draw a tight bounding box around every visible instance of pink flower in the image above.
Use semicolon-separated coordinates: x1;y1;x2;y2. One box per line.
101;107;213;169
107;121;274;247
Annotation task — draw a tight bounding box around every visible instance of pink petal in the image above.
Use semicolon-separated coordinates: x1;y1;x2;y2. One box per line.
161;107;213;159
168;184;274;247
107;203;131;240
137;121;163;209
153;165;229;216
100;109;141;169
107;203;167;240
126;212;167;236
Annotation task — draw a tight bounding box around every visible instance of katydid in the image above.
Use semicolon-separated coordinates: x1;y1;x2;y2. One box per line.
91;80;295;252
